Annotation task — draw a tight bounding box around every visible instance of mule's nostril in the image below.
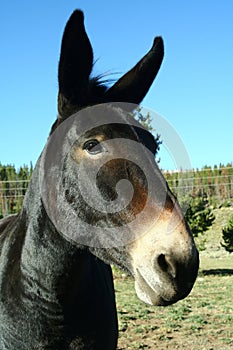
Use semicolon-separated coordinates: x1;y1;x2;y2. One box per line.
157;254;177;279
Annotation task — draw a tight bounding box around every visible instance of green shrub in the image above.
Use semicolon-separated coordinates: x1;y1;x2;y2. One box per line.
221;215;233;252
181;193;215;238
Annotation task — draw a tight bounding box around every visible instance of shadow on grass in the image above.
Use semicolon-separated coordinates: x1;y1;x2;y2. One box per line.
201;269;233;276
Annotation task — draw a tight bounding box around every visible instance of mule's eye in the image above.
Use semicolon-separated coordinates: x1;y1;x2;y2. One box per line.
83;139;104;155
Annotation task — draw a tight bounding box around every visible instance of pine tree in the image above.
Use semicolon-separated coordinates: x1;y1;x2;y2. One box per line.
221;215;233;252
181;193;215;238
132;107;162;160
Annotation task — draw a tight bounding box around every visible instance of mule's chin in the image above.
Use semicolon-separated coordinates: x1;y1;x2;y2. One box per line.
135;283;162;306
135;282;175;306
134;269;181;306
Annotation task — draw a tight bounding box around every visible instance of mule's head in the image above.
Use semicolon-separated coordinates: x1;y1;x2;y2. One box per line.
48;10;199;306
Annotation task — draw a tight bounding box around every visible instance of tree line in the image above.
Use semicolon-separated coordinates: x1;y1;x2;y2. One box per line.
1;162;233;252
1;162;232;216
164;163;233;207
0;163;33;217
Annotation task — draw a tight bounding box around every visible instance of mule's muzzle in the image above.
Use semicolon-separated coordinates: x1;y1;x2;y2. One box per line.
156;249;199;304
133;244;199;306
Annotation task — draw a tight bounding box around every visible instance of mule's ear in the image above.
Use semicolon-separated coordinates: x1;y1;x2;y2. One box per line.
105;37;164;104
58;10;93;117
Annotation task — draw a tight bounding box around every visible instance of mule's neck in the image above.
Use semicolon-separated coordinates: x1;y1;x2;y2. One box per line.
22;159;77;293
0;160;117;348
20;159;117;340
21;159;113;306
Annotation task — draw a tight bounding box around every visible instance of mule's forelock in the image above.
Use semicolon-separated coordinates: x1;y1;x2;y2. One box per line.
56;9;164;127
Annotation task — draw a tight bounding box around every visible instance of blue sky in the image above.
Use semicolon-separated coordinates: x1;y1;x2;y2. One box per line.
1;0;233;170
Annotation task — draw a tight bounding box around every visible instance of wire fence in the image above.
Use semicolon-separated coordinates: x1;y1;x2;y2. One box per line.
165;171;233;201
0;173;233;217
0;180;30;216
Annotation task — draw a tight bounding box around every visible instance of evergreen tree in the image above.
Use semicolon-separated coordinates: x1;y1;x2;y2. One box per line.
133;108;154;132
181;192;215;238
221;215;233;252
132;107;162;159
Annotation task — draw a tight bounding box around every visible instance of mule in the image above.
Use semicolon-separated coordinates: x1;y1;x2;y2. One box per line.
0;10;199;349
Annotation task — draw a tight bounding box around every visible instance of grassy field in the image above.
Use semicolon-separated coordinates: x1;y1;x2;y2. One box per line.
114;208;233;349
